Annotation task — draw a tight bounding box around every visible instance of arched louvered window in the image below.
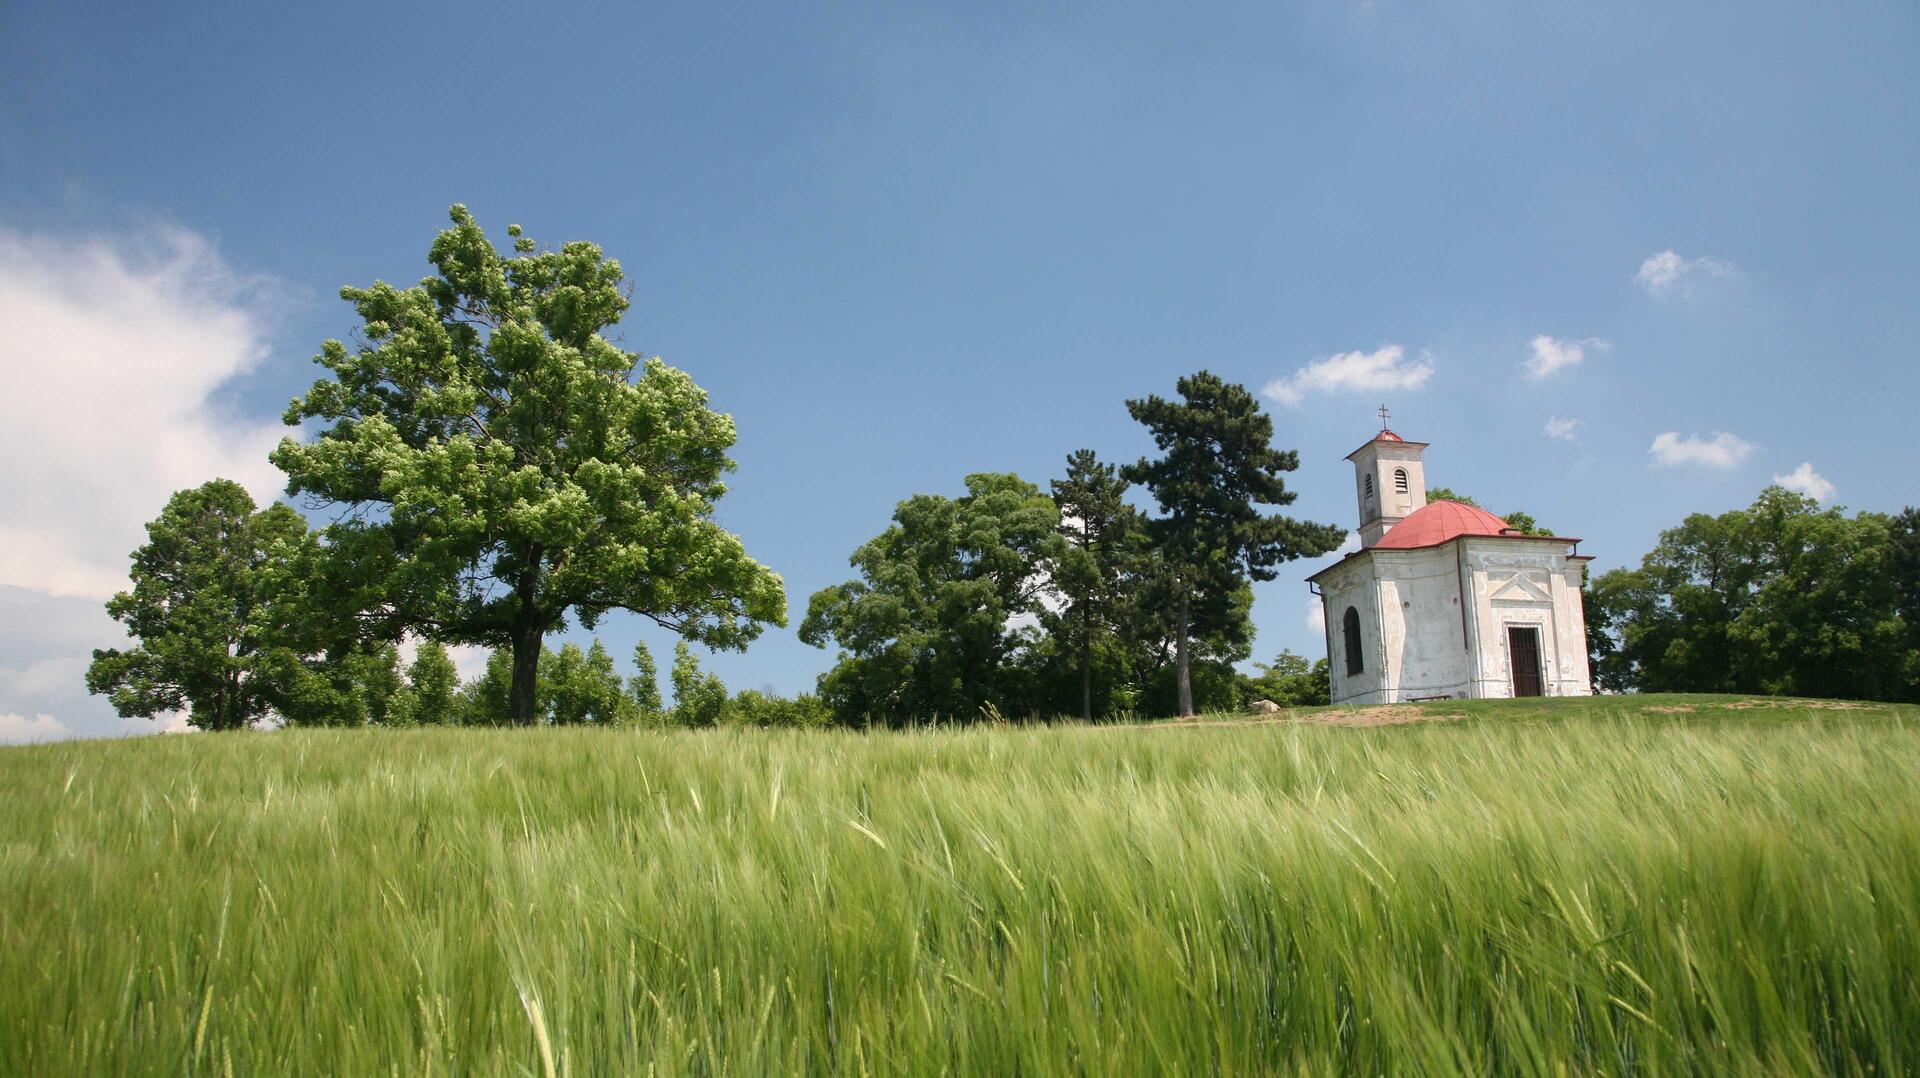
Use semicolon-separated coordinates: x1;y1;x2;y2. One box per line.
1394;468;1409;493
1363;474;1374;498
1342;607;1364;676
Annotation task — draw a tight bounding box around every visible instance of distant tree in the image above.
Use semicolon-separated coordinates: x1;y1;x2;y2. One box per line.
628;641;663;720
540;640;627;724
670;642;730;727
1123;373;1344;716
270;205;786;726
1242;650;1330;708
1049;449;1147;720
459;649;517;726
727;689;832;727
801;473;1066;724
399;641;460;725
1892;508;1920;694
86;480;315;731
1587;487;1914;701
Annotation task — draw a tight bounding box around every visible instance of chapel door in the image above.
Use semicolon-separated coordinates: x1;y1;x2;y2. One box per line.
1507;626;1544;697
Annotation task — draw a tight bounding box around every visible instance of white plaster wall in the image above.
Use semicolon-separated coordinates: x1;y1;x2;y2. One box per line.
1322;561;1386;706
1461;539;1594;698
1373;548;1475;701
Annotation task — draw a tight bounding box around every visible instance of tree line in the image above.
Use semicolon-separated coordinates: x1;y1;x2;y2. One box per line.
86;208;1342;731
85;206;1915;731
1586;487;1920;702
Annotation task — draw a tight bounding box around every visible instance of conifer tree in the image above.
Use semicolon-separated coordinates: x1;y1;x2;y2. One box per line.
1123;372;1343;716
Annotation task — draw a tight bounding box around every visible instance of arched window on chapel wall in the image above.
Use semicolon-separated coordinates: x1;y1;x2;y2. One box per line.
1342;607;1363;676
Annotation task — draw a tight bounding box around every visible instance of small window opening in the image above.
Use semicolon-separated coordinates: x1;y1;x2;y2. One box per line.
1363;474;1374;498
1394;468;1409;494
1342;607;1364;676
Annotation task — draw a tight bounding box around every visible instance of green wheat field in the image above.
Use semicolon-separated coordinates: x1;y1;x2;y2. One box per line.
3;694;1918;1075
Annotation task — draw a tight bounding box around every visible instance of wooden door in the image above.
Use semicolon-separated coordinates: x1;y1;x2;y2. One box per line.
1507;626;1543;697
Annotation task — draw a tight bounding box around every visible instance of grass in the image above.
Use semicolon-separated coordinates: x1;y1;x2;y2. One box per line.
2;693;1918;1074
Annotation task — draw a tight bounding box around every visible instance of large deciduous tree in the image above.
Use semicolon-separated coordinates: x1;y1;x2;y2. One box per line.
272;205;786;725
801;473;1065;724
1587;487;1916;701
86;480;314;731
1122;372;1344;716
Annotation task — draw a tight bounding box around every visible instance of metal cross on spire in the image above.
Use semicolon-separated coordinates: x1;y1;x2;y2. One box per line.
1377;404;1391;430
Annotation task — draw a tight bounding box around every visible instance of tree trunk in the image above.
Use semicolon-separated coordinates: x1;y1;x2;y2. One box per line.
508;553;545;726
1175;594;1194;718
1082;611;1098;718
509;619;543;726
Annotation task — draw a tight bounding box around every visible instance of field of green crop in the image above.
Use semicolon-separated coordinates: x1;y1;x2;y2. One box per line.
2;694;1917;1074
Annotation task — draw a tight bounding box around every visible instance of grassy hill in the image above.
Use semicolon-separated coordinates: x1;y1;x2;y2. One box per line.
3;694;1917;1074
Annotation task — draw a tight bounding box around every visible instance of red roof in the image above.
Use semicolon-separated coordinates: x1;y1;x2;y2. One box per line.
1373;500;1514;549
1375;428;1404;442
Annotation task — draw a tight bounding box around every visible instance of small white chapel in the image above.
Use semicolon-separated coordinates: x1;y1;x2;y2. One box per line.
1308;419;1595;705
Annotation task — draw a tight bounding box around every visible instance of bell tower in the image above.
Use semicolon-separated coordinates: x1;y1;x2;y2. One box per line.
1348;407;1429;547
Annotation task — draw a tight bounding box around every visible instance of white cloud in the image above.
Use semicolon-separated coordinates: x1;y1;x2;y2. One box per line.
1335;530;1361;554
397;635;490;683
1634;249;1733;297
0;712;74;745
1648;431;1755;469
1306;594;1325;634
1524;335;1608;381
1773;462;1836;503
0;224;288;600
1263;345;1434;407
1544;417;1583;441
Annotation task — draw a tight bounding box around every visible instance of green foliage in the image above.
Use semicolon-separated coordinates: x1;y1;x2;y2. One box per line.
85;480;316;731
801;473;1067;725
5;697;1919;1073
1241;650;1331;707
1892;508;1920;670
541;641;626;725
270;205;786;725
1588;487;1917;701
725;689;832;727
458;648;516;726
398;641;460;726
670;642;729;727
1123;372;1344;715
627;641;663;720
1047;449;1148;720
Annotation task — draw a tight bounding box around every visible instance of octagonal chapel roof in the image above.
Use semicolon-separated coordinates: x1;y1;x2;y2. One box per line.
1372;499;1514;549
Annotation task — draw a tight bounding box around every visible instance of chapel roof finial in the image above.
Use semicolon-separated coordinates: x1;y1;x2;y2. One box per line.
1377;404;1391;430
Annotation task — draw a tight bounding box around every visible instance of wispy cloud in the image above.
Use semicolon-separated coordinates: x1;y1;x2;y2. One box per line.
1773;462;1836;503
0;223;288;600
1525;335;1607;381
1648;431;1754;469
1544;416;1582;441
1635;249;1733;297
1263;345;1434;407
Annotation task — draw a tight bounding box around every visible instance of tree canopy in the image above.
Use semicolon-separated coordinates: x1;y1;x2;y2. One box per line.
800;473;1065;724
271;205;786;724
1123;372;1344;715
1587;487;1917;701
86;480;314;731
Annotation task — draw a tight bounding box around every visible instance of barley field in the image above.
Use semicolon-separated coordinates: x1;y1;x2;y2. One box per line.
2;694;1917;1075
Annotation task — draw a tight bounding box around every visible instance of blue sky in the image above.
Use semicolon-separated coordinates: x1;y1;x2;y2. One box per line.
3;0;1916;740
